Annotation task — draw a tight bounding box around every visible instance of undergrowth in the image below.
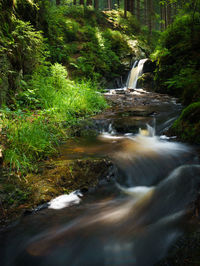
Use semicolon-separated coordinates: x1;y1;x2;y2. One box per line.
0;63;107;174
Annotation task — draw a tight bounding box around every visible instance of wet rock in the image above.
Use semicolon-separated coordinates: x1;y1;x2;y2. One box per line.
143;59;156;73
0;158;113;225
137;73;155;91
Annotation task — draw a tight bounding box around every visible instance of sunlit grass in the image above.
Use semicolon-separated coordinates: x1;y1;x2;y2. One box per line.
1;63;107;174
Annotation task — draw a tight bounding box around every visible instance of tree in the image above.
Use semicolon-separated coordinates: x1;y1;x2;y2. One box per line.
94;0;99;9
124;0;127;17
137;0;140;21
86;0;92;5
148;0;153;35
108;0;112;10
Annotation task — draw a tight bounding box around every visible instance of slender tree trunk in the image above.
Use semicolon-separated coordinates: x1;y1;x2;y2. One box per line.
130;0;135;15
190;0;198;44
94;0;99;9
167;3;172;26
160;4;164;31
86;0;92;5
124;0;127;18
108;0;111;10
136;0;140;21
117;0;120;9
80;0;84;5
164;4;167;29
144;0;147;26
127;0;131;11
148;0;153;36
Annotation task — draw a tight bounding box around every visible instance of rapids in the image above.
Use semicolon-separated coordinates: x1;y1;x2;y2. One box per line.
1;60;200;266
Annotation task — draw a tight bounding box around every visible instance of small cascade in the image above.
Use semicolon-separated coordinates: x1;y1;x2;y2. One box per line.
127;58;148;89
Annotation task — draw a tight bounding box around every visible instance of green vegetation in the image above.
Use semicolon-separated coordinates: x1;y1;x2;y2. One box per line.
170;102;200;144
1;63;106;174
152;13;200;104
151;3;200;144
0;1;144;175
45;6;139;80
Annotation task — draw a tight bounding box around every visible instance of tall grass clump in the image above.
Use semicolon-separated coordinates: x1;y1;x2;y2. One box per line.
1;112;64;174
2;63;107;174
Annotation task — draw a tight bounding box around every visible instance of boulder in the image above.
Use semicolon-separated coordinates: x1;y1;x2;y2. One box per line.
143;59;156;74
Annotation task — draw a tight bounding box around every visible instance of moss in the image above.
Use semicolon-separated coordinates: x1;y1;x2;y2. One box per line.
171;102;200;144
0;157;112;225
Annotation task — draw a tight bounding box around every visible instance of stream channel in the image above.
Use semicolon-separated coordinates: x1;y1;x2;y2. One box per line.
1;61;200;266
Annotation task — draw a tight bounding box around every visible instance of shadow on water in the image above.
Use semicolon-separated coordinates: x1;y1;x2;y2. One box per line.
1;88;200;266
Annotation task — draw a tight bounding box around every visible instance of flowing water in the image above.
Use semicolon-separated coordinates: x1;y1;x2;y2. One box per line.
126;59;148;89
1;61;200;266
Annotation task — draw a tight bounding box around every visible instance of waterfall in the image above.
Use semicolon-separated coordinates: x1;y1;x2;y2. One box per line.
127;58;148;89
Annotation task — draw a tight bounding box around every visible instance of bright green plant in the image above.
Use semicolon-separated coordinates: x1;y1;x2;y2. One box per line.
2;63;107;174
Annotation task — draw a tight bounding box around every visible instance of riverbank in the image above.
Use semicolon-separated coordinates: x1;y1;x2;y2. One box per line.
0;87;185;226
1;87;200;266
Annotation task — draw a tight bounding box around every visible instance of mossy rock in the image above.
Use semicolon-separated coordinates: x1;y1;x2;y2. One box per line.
170;102;200;144
137;73;154;91
0;158;112;225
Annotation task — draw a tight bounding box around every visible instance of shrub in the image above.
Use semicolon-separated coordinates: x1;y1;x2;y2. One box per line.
153;12;200;103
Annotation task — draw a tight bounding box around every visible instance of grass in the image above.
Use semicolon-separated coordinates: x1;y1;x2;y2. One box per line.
0;63;107;174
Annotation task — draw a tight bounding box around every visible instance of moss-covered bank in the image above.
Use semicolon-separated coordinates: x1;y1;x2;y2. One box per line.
0;156;112;226
170;102;200;144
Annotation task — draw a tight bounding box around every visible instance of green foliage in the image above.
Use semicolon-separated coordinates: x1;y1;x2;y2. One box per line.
9;17;45;73
153;12;200;104
164;66;200;105
171;102;200;144
1;63;107;173
0;15;46;104
45;6;135;81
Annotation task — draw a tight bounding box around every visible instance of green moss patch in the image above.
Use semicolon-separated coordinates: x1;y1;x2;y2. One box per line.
171;102;200;144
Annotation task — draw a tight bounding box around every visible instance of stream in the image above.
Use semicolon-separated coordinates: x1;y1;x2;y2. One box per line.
1;61;200;266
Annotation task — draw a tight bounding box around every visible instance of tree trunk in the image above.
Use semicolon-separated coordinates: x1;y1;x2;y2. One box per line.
56;0;61;5
130;0;135;15
164;4;167;29
94;0;99;9
124;0;127;18
144;0;147;26
79;0;84;5
73;0;76;5
86;0;92;5
108;0;111;10
167;3;172;26
147;0;152;36
136;0;140;22
127;0;131;11
117;0;120;9
160;4;164;31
